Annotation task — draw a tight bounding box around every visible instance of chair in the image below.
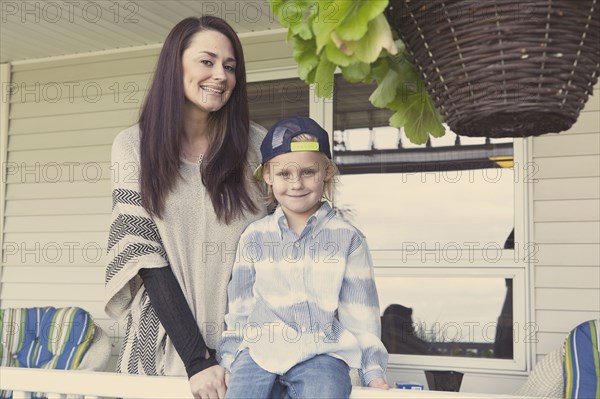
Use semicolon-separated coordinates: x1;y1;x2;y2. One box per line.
514;319;600;399
0;306;111;398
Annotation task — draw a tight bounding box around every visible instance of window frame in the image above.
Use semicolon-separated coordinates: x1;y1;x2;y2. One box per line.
373;265;527;372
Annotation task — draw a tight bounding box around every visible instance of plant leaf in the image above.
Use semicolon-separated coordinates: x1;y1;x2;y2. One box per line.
370;57;391;82
348;14;398;64
328;2;391;58
341;62;371;82
272;0;306;27
314;56;336;97
335;0;389;41
293;36;320;81
290;21;314;41
313;0;349;52
403;100;445;144
325;40;354;67
369;68;399;107
330;31;352;56
389;82;445;144
307;66;318;82
268;0;445;145
273;0;316;39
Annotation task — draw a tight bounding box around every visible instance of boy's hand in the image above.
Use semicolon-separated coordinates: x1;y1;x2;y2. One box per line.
368;378;390;390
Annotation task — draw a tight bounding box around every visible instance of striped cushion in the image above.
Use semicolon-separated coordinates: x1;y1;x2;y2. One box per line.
40;307;95;369
0;307;95;369
0;308;44;368
1;308;23;367
564;319;600;399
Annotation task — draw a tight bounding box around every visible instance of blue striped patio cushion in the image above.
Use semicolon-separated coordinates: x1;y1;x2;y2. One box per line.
1;307;95;399
41;306;95;369
564;319;600;399
1;307;95;369
0;308;44;368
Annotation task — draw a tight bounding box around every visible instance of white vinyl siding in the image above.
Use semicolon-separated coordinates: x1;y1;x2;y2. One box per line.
531;83;600;363
2;53;150;368
0;30;293;369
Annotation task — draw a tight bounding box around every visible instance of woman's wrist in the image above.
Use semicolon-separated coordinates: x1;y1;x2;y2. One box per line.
186;357;219;379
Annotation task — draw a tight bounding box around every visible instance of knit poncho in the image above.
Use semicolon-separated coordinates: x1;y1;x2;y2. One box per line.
104;123;267;376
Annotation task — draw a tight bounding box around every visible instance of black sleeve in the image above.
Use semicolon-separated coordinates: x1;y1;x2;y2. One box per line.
138;266;218;378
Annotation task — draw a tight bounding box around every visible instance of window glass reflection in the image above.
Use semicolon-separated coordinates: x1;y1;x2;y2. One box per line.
332;75;514;249
334;172;514;249
377;276;513;359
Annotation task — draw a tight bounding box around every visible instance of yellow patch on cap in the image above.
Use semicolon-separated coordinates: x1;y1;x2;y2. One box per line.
291;142;319;152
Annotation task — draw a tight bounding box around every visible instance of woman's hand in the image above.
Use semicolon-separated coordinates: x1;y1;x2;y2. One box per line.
368;377;390;390
189;365;227;399
224;368;231;387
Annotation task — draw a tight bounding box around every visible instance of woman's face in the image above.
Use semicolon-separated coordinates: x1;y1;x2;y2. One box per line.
181;29;237;115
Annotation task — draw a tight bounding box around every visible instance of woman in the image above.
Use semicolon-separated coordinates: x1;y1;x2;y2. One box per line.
104;16;267;399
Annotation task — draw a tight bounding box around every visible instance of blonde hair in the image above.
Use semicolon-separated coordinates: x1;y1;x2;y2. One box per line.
261;133;339;205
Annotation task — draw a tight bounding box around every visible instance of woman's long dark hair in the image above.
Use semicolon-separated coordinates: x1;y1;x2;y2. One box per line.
138;16;258;224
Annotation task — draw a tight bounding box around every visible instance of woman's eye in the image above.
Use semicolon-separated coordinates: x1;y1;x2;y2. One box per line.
303;170;315;176
200;60;213;66
224;64;236;72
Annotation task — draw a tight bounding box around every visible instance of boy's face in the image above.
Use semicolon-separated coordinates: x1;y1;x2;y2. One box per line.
263;151;332;220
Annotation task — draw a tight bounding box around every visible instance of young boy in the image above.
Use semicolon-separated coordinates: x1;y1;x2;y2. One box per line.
219;116;389;398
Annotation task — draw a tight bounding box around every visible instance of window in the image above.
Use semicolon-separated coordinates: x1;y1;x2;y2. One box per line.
378;276;514;359
331;75;527;372
332;76;515;249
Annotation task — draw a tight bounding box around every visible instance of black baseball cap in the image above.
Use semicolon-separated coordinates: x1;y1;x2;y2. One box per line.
254;116;332;179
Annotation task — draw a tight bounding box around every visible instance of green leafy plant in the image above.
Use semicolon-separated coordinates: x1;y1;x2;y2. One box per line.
269;0;445;144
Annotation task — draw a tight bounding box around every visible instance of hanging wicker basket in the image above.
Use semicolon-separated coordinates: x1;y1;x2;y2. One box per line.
388;0;600;137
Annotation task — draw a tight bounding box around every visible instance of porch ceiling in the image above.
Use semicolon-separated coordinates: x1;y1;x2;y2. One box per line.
0;0;282;63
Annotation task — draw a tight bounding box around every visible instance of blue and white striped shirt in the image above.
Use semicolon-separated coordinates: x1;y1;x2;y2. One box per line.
219;202;388;385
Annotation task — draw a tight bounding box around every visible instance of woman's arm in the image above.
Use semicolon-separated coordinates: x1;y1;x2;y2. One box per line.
141;266;228;399
139;266;218;378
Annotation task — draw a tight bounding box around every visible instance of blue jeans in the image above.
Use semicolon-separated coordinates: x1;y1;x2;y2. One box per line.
225;349;352;399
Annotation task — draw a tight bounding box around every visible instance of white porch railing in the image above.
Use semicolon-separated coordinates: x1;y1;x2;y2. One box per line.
0;367;532;399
